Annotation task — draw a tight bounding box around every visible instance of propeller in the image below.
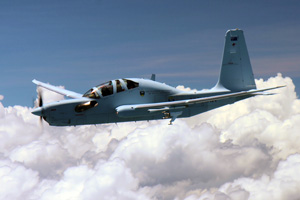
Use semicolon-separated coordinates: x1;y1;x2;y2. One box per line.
32;87;49;126
38;91;43;107
38;90;43;123
35;88;45;124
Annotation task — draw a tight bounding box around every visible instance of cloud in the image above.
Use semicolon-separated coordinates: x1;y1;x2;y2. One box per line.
0;74;299;199
187;154;300;200
0;159;39;200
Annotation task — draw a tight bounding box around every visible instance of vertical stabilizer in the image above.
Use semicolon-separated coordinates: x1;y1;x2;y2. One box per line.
215;29;256;91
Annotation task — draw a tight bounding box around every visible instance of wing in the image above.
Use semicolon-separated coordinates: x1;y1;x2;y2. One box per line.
33;79;83;99
116;85;285;121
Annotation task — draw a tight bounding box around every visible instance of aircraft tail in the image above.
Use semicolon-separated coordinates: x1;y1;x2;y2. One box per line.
214;29;256;91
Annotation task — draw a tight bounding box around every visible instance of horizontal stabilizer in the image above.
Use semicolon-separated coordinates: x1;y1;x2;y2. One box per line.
248;85;285;93
252;92;276;96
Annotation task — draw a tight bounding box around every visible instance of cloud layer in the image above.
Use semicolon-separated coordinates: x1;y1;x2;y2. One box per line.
0;74;299;200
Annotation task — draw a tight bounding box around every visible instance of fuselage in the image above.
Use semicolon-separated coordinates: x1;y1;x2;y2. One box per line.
34;78;248;126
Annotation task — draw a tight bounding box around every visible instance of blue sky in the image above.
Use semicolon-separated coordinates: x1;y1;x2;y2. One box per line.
1;0;299;106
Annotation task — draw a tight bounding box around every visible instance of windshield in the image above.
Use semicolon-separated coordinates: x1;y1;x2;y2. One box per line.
83;81;113;99
83;88;100;99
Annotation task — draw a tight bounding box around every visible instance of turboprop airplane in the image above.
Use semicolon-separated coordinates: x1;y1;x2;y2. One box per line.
32;29;284;126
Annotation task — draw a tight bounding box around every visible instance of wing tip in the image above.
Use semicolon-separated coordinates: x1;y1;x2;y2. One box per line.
32;79;39;84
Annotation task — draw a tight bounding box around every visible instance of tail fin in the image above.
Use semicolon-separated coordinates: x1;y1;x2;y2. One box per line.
214;29;256;91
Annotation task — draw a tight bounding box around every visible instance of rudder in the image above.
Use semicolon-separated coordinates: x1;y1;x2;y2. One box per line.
215;29;256;91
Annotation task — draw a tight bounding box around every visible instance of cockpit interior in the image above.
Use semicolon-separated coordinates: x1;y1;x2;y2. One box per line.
83;79;139;99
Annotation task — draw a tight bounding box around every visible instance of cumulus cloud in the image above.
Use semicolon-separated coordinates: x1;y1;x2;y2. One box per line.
0;159;39;200
0;74;299;200
187;154;300;200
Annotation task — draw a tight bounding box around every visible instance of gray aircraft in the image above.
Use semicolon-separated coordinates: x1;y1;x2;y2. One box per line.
32;29;283;126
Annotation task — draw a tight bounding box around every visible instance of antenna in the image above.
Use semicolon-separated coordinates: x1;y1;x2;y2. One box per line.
151;74;156;81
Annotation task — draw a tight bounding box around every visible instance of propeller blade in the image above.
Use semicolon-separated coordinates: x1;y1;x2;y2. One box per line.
37;88;44;125
38;90;43;107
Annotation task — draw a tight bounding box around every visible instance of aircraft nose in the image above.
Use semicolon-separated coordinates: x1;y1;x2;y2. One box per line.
31;107;42;116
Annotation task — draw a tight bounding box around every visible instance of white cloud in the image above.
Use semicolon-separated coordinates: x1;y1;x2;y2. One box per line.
0;74;299;200
190;154;300;200
0;159;39;200
32;159;148;200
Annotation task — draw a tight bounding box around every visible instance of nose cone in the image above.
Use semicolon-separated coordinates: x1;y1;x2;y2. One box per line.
31;107;43;116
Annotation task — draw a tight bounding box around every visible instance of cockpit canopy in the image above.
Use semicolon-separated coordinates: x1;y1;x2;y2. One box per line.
83;79;139;99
